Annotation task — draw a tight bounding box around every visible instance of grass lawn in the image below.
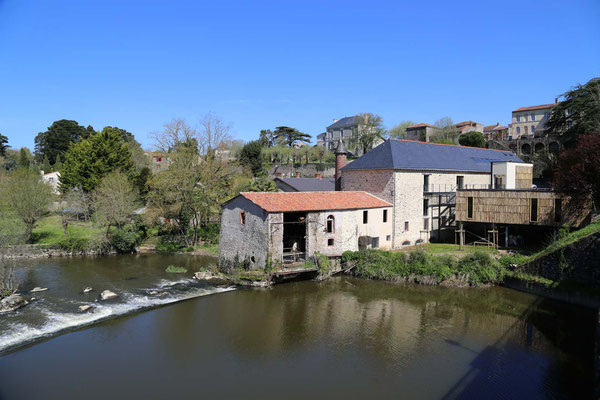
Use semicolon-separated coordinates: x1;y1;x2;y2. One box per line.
527;220;600;263
32;215;103;246
395;243;499;256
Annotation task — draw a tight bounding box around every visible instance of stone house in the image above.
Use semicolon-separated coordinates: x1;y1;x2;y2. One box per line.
144;152;171;172
509;102;556;139
483;123;509;141
405;123;439;142
455;120;484;135
340;139;524;246
219;191;392;269
316;116;383;155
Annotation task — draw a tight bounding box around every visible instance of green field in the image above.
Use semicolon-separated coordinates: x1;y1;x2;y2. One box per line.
31;215;103;246
395;243;499;256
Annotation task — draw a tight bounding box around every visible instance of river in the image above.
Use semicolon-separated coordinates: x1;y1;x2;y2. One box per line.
0;254;595;399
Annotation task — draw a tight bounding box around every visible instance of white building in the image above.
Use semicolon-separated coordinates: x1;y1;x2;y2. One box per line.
41;171;61;194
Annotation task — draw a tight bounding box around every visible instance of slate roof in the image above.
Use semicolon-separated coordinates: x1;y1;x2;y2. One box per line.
327;116;361;130
274;177;335;192
341;139;523;173
238;191;391;212
513;103;556;112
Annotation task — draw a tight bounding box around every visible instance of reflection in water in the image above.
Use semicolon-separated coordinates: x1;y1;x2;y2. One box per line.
0;256;595;400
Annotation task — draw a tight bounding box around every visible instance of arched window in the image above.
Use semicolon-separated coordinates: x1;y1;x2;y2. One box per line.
326;215;335;233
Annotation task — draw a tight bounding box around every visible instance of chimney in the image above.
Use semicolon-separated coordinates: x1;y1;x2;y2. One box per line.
334;139;348;191
295;172;301;178
364;114;370;125
555;98;558;104
314;173;323;179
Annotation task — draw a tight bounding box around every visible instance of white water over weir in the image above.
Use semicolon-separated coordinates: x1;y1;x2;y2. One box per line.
0;279;235;354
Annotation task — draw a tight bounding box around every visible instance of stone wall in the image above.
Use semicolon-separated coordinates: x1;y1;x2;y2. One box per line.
519;232;600;288
269;164;336;178
219;196;270;270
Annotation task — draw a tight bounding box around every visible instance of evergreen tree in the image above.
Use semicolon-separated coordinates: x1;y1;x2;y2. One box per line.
60;129;133;192
18;148;30;168
458;131;487;148
42;155;52;173
273;126;311;148
238;140;264;176
54;154;63;171
34;119;93;164
0;134;8;157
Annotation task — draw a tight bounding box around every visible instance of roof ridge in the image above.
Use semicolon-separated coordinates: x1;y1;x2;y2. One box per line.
389;138;513;153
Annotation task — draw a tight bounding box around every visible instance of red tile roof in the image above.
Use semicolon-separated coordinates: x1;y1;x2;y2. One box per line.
455;120;478;127
407;123;436;129
238;191;391;212
513;103;556;112
483;124;508;132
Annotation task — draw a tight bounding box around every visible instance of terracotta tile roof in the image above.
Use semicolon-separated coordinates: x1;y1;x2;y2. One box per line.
513;103;556;112
407;123;436;129
483;124;508;132
238;191;391;212
455;120;478;127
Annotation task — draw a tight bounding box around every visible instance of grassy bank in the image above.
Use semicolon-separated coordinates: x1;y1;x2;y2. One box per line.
526;220;600;263
342;249;510;286
32;215;103;246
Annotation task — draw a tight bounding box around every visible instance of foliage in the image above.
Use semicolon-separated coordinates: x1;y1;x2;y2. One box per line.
527;220;600;263
0;134;8;157
34;119;94;164
53;154;62;171
30;214;102;246
60;129;134;192
273;126;311;148
498;253;529;268
458;131;487;148
42;155;52;173
93;171;138;234
552;134;600;210
238;140;264;176
5;168;53;243
342;249;507;286
389;120;415;139
546;78;600;146
352;113;386;155
431;117;460;143
110;224;143;253
57;236;90;253
18;148;31;168
235;177;277;193
165;265;188;273
259;129;275;148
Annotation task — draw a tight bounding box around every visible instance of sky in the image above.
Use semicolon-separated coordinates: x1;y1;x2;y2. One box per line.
0;0;599;151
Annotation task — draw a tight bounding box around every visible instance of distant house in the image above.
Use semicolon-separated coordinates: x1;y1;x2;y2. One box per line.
317;116;382;155
145;152;171;172
455;121;484;135
483;123;509;141
41;171;60;194
274;176;335;192
509;101;557;139
405;123;439;142
219;191;393;269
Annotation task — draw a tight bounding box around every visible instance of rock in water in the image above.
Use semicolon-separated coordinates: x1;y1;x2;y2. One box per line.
100;290;118;301
79;305;92;312
30;287;48;293
83;287;93;293
0;294;29;313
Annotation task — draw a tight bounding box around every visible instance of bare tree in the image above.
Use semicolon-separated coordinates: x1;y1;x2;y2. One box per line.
151;118;198;153
198;112;232;156
93;171;138;236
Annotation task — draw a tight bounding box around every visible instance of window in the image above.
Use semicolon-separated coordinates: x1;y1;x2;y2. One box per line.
327;238;334;246
423;174;430;191
554;198;562;223
467;197;473;219
531;113;535;121
363;210;368;224
383;209;388;223
494;175;505;189
531;125;535;134
240;211;246;225
157;157;162;162
516;115;520;122
341;130;344;138
423;199;429;216
517;127;521;135
423;218;429;231
404;221;409;231
456;176;464;189
371;237;379;248
544;112;549;120
326;215;334;233
524;126;529;134
530;198;538;222
386;235;391;241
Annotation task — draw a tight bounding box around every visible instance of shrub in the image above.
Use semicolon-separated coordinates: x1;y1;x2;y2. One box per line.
57;236;90;253
110;226;142;253
165;265;187;273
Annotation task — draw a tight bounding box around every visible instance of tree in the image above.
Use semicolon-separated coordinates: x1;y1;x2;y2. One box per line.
6;169;53;243
100;126;136;144
238;140;264;176
60;129;133;192
93;171;138;236
354;113;386;155
53;154;63;171
236;177;278;193
553;133;600;211
151;118;198;153
431;117;460;143
42;155;52;173
259;129;276;148
314;146;326;165
198;112;232;155
18;148;31;169
546;78;600;147
389;120;415;139
273;126;311;148
458;131;487;148
34;120;93;164
0;134;8;157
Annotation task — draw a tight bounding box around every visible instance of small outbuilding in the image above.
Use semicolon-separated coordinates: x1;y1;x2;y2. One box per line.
219;191;393;270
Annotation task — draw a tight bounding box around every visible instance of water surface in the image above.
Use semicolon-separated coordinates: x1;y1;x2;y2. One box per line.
0;255;595;399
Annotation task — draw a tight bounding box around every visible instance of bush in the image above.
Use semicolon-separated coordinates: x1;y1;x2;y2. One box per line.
197;223;220;245
165;265;187;273
110;225;142;253
57;236;90;253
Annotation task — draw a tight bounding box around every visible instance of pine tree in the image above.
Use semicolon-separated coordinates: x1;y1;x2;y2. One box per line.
54;154;63;172
19;148;30;168
42;155;52;173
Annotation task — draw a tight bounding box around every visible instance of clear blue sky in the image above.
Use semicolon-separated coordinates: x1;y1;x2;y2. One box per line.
1;0;599;150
